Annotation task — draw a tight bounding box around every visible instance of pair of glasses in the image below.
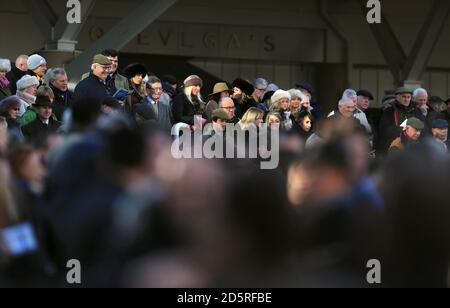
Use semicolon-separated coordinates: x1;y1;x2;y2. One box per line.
222;107;235;110
256;88;267;92
13;108;20;111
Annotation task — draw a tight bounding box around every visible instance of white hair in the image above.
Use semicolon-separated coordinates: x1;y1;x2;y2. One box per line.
15;55;28;66
45;67;67;85
342;89;357;100
338;98;354;107
413;88;428;99
288;89;310;102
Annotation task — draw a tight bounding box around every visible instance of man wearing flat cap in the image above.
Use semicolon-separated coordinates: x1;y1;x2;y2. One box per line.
379;87;425;154
73;54;115;104
431;119;450;152
388;117;424;153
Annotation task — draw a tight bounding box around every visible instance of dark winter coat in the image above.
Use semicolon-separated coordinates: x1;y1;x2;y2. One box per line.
73;73;115;104
172;92;205;126
49;84;73;121
21;117;61;146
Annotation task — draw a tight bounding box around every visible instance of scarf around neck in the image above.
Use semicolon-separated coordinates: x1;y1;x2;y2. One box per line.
0;76;9;89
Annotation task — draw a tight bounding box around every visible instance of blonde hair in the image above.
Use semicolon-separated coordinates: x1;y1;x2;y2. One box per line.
184;86;205;105
270;97;290;112
265;111;282;123
240;107;264;130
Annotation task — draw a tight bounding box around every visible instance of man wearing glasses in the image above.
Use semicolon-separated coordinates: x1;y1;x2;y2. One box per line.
139;76;173;131
219;97;239;124
73;55;115;104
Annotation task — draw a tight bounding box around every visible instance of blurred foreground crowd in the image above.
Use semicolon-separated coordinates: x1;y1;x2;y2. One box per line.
1;50;450;287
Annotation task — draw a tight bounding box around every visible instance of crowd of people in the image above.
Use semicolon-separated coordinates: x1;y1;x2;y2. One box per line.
1;49;450;288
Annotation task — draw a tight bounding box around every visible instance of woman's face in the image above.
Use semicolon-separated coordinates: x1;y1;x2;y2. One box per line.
300;116;312;132
268;116;281;129
255;114;264;127
0;70;6;78
232;87;242;99
301;100;310;109
191;85;201;96
8;106;19;120
131;74;143;86
291;97;301;109
25;85;38;96
280;99;290;111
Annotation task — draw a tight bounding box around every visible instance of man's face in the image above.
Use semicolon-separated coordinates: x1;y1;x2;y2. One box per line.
221;98;235;118
150;82;163;101
339;101;356;118
405;126;421;141
397;93;412;107
93;64;110;81
38;106;52;121
213;118;227;132
107;56;118;74
34;64;47;78
432;127;448;142
414;93;428;108
357;96;370;111
17;58;28;72
52;74;68;92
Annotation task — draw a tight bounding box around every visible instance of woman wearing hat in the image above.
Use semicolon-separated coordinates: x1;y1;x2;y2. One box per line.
0;96;24;144
16;75;39;117
231;78;258;119
269;90;293;131
172;75;206;127
205;82;233;121
0;59;12;101
123;63;148;106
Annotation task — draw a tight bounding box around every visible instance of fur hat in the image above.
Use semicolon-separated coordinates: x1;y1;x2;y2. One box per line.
231;78;254;96
123;63;148;79
184;75;203;88
16;75;39;91
271;90;291;104
0;59;11;72
27;54;47;71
